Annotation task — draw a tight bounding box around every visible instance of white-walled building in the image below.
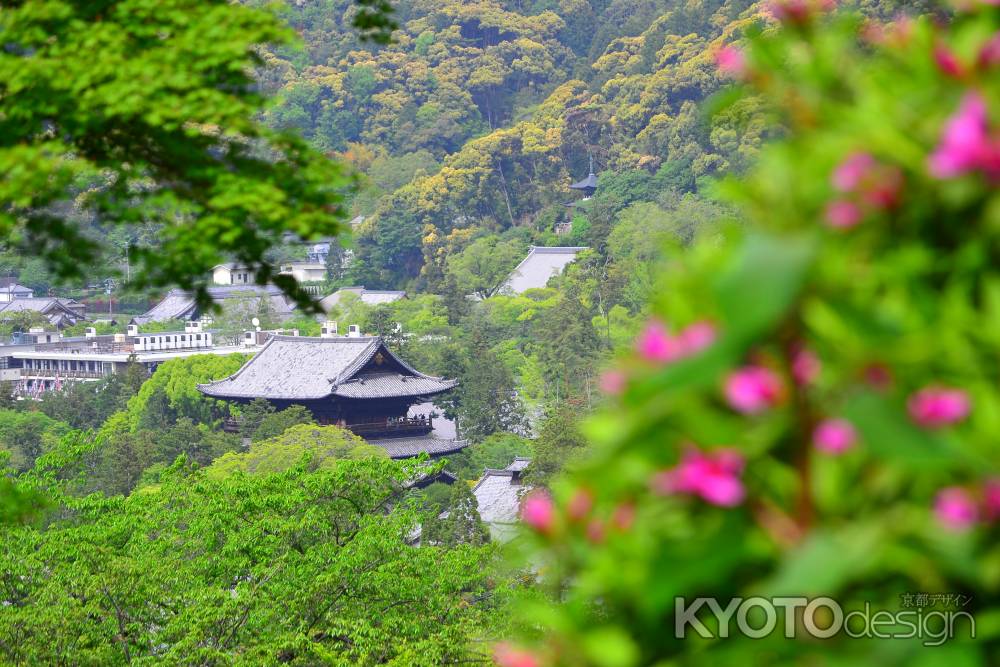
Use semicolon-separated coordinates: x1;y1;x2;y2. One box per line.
279;261;327;283
211;263;256;286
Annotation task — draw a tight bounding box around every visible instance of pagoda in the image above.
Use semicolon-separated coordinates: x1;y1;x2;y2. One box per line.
558;157;599;235
569;156;598;200
198;332;466;459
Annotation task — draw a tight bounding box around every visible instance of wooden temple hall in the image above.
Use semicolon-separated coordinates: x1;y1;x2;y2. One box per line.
197;334;466;459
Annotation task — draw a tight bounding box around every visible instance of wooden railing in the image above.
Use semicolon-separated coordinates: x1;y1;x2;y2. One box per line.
347;416;432;437
223;415;434;437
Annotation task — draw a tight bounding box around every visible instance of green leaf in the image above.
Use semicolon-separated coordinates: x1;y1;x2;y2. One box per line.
715;232;817;341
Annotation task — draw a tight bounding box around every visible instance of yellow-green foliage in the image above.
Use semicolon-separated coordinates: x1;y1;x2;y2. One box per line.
204;423;386;478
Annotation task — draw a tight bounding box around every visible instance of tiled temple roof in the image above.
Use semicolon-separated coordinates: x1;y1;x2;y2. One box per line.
197;335;456;401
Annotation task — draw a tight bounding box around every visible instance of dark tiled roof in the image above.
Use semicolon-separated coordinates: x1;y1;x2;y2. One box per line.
570;172;598;190
505;457;531;472
332;372;457;399
198;335;457;401
366;434;468;459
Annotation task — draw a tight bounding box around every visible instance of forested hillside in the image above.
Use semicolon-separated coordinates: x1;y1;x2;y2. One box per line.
253;0;763;289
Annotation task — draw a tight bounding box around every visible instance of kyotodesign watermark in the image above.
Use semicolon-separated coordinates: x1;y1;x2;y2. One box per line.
674;594;975;646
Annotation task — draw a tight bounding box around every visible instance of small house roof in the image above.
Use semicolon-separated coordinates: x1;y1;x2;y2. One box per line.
501;246;587;295
472;458;532;527
212;262;253;272
197;334;456;401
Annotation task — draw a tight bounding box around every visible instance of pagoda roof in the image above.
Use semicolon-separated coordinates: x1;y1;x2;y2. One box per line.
197;335;456;401
570;172;598;190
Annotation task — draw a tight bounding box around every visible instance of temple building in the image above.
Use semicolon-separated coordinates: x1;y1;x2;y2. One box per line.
197;331;466;460
557;157;599;235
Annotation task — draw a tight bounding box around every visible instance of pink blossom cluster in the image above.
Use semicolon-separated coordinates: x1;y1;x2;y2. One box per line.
791;345;821;385
520;487;632;544
907;386;970;429
715;45;748;79
812;418;857;455
636;319;717;363
934;480;1000;531
933;32;1000;78
929;92;1000;181
825;152;903;229
493;642;541;667
724;365;785;414
767;0;836;25
521;490;555;535
652;446;746;507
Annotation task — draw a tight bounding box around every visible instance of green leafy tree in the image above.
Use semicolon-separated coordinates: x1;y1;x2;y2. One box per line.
422;481;490;547
446;432;533;482
238;397;275;440
0;410;71;471
252;405;316;442
0;0;373;314
0;457;496;665
523;402;586;488
206;423;385;478
446;236;527;299
442;339;527;443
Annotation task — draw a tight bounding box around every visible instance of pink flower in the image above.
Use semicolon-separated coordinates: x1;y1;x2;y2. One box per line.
832;152;875;192
724;365;784;414
716;45;747;78
978;33;1000;68
933;45;964;78
678;320;717;355
586;519;606;544
768;0;835;24
929;92;1000;180
824;199;863;229
521;490;555;534
599;369;627;395
813;418;857;455
566;488;593;522
611;502;635;531
494;643;541;667
934;487;979;531
791;346;821;385
636;320;684;363
653;447;746;507
908;386;971;428
983;479;1000;521
860;166;903;210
